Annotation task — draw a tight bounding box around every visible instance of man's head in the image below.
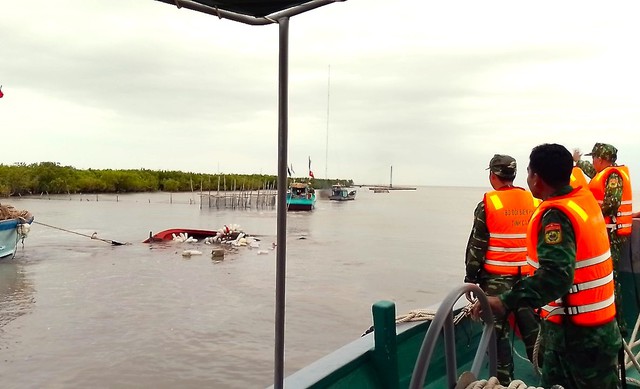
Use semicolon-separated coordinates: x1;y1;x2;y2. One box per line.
527;143;573;199
487;154;517;182
585;142;617;163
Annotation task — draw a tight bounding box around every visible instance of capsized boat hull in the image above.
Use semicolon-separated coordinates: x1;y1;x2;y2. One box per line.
142;228;241;243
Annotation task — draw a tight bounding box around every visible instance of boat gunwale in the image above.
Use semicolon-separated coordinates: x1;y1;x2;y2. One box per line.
279;299;471;388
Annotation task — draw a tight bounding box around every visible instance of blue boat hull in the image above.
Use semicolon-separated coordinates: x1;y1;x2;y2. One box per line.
0;219;21;259
286;195;316;211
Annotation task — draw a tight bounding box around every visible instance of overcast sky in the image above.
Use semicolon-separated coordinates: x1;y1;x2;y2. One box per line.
2;1;640;188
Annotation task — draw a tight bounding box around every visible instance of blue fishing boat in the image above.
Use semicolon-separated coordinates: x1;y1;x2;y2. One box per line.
0;216;33;259
287;182;316;211
329;184;356;201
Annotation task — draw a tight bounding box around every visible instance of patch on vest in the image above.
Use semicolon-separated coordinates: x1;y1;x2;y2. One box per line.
607;176;620;189
544;223;562;245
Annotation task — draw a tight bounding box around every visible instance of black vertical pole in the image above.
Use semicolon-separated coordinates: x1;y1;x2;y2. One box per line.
274;16;289;389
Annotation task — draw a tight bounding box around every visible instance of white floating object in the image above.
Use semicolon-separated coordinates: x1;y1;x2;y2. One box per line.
257;250;269;255
182;250;203;257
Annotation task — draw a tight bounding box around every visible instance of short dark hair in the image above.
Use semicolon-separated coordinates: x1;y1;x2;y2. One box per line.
529;143;572;188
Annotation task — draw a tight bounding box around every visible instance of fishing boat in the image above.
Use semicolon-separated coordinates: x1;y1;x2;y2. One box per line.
279;218;640;388
0;214;34;259
287;182;316;211
329;184;356;201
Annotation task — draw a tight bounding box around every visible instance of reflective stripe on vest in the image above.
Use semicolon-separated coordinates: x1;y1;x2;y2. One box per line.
541;294;615;318
484;259;529;267
483;188;538;276
528;249;610;271
527;187;616;326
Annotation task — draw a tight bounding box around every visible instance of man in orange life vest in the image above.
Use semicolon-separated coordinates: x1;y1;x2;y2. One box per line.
473;143;622;388
464;154;541;385
574;142;633;335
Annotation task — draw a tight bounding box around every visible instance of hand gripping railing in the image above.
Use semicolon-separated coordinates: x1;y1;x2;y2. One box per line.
409;284;497;389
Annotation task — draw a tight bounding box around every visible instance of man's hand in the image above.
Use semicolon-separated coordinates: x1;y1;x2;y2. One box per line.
464;283;477;303
463;279;478;302
572;148;582;163
471;296;506;321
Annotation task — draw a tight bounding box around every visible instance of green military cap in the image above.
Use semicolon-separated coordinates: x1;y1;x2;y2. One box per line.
487;154;517;178
585;142;618;162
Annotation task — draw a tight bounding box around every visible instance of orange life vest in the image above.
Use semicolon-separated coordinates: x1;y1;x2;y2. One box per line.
588;165;633;236
483;187;540;276
570;166;589;190
527;187;616;326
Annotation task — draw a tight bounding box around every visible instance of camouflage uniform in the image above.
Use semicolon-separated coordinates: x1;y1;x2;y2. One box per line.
576;143;628;335
465;193;540;384
500;185;622;389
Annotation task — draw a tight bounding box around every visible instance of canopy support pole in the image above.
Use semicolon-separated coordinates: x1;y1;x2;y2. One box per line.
274;16;290;389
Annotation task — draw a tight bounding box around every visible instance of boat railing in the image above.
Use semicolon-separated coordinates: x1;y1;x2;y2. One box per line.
409;283;497;389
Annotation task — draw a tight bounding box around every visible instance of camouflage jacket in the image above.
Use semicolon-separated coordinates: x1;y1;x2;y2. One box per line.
464;201;488;284
499;185;622;352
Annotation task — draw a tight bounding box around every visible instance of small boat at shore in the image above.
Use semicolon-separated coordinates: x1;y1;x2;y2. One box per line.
329;184;356;201
287;182;316;211
0;205;34;259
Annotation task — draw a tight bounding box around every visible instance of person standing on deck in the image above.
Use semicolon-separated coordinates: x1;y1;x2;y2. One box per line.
574;142;633;336
464;154;542;385
474;143;622;389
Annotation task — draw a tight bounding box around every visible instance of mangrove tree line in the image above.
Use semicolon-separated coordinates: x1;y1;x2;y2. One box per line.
0;162;354;196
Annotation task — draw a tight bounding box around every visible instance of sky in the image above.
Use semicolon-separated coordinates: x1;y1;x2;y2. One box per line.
2;1;640;188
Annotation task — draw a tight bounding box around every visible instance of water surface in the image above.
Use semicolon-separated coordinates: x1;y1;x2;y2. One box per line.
2;187;486;388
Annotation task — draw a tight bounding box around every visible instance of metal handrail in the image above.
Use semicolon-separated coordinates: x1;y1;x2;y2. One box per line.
409;284;497;389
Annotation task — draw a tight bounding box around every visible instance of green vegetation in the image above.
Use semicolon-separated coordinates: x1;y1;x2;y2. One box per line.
0;162;353;196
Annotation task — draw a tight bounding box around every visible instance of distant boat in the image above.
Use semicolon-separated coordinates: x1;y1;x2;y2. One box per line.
286;182;316;211
372;188;389;193
329;184;356;201
0;212;34;259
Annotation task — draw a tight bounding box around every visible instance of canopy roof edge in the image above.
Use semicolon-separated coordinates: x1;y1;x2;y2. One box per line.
156;0;342;25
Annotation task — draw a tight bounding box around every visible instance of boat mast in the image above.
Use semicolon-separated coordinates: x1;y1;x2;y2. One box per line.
324;64;330;183
390;165;393;188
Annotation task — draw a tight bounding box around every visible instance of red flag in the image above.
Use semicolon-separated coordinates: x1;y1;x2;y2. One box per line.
309;170;314;178
0;87;4;98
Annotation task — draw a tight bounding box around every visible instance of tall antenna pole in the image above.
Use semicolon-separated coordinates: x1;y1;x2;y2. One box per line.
324;64;331;182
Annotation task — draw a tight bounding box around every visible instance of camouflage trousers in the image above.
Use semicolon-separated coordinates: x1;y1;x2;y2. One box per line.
610;234;628;337
480;276;541;385
541;347;620;389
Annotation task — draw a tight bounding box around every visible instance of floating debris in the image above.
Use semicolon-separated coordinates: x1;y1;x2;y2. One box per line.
181;250;203;257
211;249;225;259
